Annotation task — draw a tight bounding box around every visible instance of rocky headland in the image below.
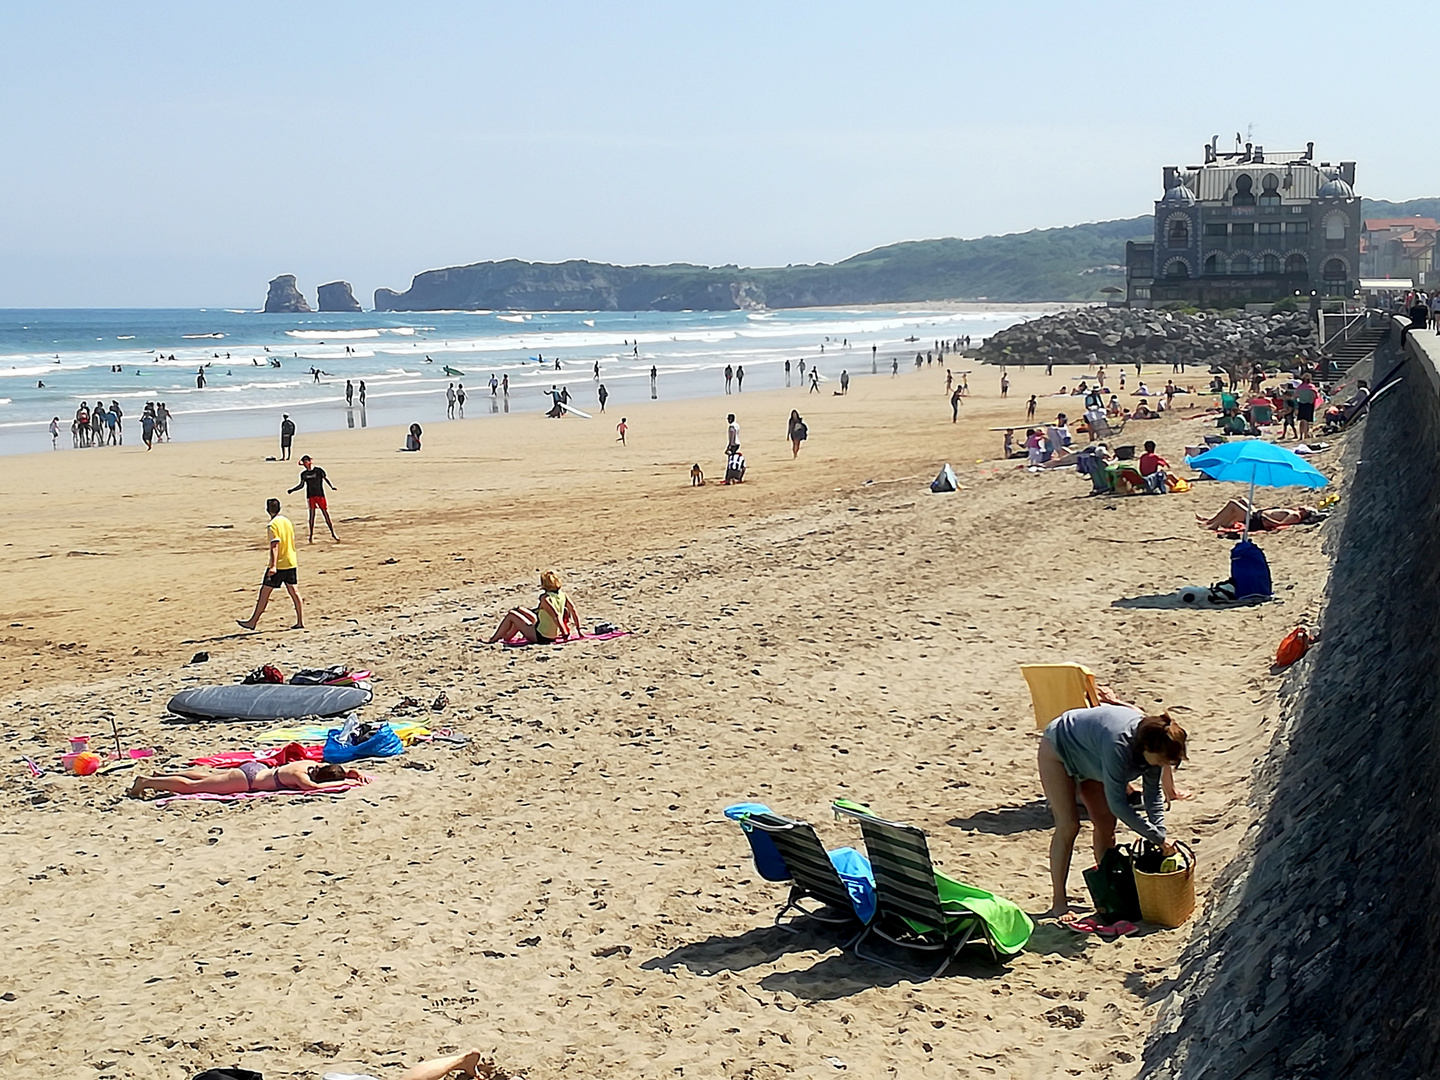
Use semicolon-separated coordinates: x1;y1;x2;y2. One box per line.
976;306;1319;370
317;280;362;312
262;274;312;313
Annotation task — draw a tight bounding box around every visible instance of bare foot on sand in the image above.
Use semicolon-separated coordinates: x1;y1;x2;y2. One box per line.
236;620;256;630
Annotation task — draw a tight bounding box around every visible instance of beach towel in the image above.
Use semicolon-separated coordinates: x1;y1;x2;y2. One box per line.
256;721;431;744
1020;663;1099;730
191;742;323;768
933;871;1034;955
502;629;631;648
154;777;367;807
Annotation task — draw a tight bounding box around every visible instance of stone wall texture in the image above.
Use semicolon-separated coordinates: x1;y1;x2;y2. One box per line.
1142;324;1440;1078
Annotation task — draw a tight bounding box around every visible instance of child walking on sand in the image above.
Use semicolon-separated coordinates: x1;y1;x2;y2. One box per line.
616;417;628;445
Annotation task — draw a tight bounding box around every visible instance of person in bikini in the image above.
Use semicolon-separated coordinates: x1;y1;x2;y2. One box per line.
287;455;339;542
127;760;364;799
1198;498;1323;532
484;570;580;645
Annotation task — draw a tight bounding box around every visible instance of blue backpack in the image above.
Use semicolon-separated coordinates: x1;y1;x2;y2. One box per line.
1230;540;1273;600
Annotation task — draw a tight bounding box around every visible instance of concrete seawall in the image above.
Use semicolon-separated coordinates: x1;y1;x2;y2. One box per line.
1142;320;1440;1078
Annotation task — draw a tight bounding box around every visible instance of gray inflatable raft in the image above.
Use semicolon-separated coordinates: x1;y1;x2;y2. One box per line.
166;684;372;721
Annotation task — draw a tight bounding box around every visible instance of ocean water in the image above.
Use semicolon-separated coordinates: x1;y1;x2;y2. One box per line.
0;306;1050;456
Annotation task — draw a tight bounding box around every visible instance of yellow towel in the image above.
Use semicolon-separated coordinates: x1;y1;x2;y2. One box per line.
1020;663;1099;729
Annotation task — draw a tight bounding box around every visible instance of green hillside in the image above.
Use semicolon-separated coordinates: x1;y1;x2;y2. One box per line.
372;199;1438;311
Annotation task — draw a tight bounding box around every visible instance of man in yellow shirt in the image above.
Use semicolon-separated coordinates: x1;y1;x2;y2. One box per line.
237;498;304;630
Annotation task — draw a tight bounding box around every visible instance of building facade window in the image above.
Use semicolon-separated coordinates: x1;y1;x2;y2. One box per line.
1232;255;1252;275
1164;258;1190;279
1262;254;1281;274
1285;253;1307;275
1323;258;1347;282
1258;221;1283;236
1232;174;1256;206
1167;219;1189;247
1204;222;1228;237
1286;220;1309;234
1259;174;1282;207
1204;254;1220;275
1324;212;1347;250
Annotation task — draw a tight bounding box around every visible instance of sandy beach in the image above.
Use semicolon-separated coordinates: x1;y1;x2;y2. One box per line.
0;365;1341;1079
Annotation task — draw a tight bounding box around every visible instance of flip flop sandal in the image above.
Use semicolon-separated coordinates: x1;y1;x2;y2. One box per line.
1097;920;1139;941
1062;915;1107;934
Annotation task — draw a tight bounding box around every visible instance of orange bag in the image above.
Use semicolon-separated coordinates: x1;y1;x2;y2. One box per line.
1275;626;1312;667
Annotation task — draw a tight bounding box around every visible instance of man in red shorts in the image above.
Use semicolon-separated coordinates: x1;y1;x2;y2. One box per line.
287;454;339;542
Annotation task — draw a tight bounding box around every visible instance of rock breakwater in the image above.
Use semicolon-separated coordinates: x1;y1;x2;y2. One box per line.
977;307;1319;370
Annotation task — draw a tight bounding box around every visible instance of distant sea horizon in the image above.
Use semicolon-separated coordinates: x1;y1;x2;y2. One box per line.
0;305;1052;456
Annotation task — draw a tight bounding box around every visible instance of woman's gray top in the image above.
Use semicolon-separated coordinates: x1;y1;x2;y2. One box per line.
1044;704;1165;843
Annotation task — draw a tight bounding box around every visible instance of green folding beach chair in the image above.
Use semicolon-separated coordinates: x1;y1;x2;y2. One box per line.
743;810;867;936
833;801;1034;979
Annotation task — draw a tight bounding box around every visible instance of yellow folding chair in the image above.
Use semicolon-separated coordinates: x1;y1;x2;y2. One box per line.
1019;663;1100;730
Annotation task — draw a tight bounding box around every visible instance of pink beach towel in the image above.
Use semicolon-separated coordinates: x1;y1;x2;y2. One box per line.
502;629;631;649
152;777;368;807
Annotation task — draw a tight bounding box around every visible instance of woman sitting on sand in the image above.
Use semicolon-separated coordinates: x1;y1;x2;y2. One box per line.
1038;703;1186;921
1198;498;1323;532
128;761;364;799
484;570;580;645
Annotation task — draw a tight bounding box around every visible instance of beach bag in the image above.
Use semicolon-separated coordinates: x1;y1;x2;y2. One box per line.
290;665;349;685
724;803;790;882
323;722;403;763
1083;846;1141;922
1276;626;1313;667
1133;841;1197;928
1231;539;1273;600
242;664;284;685
930;463;958;492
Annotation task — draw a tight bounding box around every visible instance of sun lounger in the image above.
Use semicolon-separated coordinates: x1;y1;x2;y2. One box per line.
832;802;1033;978
741;809;874;935
1020;662;1099;729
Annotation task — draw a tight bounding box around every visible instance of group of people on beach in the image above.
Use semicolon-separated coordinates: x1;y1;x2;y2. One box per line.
55;400;170;450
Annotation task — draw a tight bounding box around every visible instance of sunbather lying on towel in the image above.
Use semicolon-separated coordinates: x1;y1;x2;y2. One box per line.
484;569;580;645
1197;498;1323;532
400;1049;492;1080
127;760;364;799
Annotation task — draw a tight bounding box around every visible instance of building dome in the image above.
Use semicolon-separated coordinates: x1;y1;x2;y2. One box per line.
1318;176;1354;199
1160;182;1197;206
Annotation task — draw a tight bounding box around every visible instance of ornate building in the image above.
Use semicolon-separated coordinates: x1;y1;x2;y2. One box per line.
1126;140;1361;307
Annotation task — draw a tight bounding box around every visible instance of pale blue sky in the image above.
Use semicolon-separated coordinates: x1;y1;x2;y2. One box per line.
2;0;1435;307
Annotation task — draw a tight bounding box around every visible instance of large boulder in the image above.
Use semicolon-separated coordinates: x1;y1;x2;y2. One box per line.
263;275;312;313
317;281;362;312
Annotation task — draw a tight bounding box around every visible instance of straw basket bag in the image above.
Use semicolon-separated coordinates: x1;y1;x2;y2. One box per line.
1133;841;1196;928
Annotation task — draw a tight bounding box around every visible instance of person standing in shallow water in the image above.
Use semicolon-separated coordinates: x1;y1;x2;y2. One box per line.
597;384;609;412
724;364;734;394
358;380;367;407
736;365;745;392
346;380;354;407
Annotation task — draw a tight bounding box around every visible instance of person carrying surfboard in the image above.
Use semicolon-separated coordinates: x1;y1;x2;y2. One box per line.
236;498;304;631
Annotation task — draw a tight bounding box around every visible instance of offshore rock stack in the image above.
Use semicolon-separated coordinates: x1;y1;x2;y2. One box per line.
977;307;1319;370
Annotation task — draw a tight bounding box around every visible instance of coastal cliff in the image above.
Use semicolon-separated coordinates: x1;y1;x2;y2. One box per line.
263;275;312;313
375;260;771;313
373;219;1153;311
317;280;362;312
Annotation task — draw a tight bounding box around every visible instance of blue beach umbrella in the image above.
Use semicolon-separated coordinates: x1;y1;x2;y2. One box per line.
1185;440;1328;540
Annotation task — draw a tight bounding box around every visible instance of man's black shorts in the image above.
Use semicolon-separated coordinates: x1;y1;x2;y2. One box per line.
263;567;298;588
